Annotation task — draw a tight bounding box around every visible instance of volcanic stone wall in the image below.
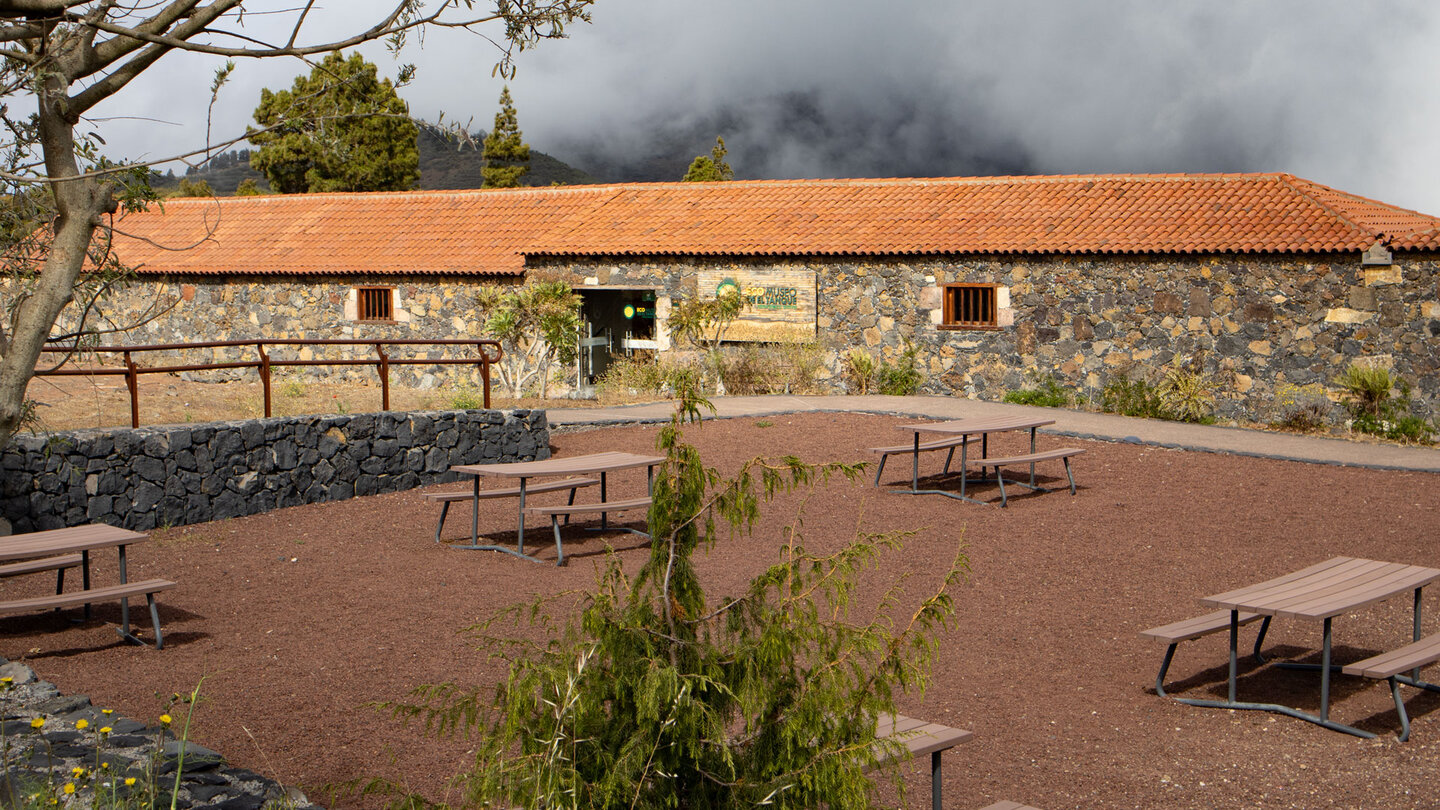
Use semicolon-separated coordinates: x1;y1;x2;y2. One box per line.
533;252;1440;421
89;273;519;386
0;409;548;534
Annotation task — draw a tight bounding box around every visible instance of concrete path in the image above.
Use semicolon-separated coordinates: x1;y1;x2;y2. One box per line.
546;395;1440;473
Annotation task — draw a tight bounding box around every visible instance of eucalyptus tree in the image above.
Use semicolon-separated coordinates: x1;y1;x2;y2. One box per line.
0;0;594;448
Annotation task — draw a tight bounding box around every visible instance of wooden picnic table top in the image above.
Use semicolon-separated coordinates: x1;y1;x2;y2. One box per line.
898;415;1056;436
875;712;974;759
1201;556;1440;620
452;451;665;479
0;524;148;562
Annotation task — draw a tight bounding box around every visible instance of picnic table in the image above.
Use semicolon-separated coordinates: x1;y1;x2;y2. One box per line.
448;451;664;564
0;524;175;647
1177;556;1440;737
887;416;1080;505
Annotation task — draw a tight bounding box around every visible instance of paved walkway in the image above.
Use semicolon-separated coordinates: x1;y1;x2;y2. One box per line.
546;395;1440;473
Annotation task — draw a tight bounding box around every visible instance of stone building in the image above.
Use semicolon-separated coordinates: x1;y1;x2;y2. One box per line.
104;173;1440;421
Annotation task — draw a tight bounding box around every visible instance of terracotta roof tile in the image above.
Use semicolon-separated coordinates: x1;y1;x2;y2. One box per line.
111;186;609;276
111;173;1440;276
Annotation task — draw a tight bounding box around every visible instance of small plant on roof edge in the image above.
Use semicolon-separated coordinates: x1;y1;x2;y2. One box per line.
367;382;969;809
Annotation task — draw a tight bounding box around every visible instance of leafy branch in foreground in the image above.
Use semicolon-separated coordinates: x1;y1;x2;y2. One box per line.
372;386;970;809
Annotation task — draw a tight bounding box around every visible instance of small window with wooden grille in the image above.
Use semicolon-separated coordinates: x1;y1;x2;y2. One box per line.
356;286;393;322
941;284;998;329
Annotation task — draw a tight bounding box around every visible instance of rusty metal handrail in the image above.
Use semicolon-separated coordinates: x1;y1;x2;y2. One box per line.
35;338;503;428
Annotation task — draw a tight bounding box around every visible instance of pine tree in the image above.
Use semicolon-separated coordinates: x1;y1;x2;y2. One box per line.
682;136;735;182
379;389;968;810
481;87;531;189
249;51;419;194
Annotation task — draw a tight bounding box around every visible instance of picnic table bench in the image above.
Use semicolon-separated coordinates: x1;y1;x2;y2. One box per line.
868;435;978;486
0;552;83;598
971;447;1084;507
1342;632;1440;740
426;477;598;542
0;580;177;648
0;525;175;648
524;496;654;566
1140;609;1271;696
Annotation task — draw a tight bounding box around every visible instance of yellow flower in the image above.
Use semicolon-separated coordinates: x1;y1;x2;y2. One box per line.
29;717;44;729
124;778;136;787
1;676;12;683
75;719;88;730
100;763;109;770
62;783;74;795
159;714;172;726
101;709;113;716
71;766;84;777
100;726;112;735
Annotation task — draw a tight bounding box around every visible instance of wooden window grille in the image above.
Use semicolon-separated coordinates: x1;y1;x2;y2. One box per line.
942;284;998;329
356;287;393;322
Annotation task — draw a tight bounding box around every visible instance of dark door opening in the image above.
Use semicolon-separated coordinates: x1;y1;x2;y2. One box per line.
577;288;658;387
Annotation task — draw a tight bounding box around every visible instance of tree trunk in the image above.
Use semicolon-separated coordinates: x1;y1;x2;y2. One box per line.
0;84;109;450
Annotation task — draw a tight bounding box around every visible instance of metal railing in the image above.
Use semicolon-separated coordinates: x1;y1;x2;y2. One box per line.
35;338;503;428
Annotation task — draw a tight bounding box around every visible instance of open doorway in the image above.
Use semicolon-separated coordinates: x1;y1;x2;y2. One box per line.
577;288;658;390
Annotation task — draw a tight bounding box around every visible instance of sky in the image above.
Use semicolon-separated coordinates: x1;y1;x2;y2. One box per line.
91;0;1440;214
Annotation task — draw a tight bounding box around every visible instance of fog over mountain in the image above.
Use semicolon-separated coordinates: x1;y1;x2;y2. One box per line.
103;1;1440;211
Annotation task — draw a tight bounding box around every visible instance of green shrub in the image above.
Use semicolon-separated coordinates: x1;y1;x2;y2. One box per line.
1157;360;1215;424
842;348;878;395
876;341;923;396
1003;375;1070;408
1335;362;1436;444
1099;373;1168;419
1335;363;1395;419
449;384;486;410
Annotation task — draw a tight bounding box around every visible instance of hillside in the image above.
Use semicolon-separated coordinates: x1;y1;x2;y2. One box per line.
153;127;596;195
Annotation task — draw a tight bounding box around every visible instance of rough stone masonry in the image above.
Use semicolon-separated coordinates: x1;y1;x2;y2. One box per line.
0;409;549;534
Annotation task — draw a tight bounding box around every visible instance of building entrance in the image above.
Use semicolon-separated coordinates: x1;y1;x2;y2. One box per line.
577;288;658;389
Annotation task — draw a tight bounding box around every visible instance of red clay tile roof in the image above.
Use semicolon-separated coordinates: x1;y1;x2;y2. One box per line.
111;173;1440;276
111;186;609;277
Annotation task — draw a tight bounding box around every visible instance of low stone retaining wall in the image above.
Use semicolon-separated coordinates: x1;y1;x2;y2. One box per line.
0;409;549;534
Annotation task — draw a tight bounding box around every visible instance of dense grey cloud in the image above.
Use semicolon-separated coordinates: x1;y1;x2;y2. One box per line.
97;1;1440;212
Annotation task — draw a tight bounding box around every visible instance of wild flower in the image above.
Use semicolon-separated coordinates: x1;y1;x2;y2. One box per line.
74;719;87;731
30;717;44;729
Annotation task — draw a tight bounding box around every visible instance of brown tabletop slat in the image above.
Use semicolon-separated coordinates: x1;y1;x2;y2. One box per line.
899;416;1055;435
1203;557;1364;606
874;713;974;760
1275;565;1440;619
1233;560;1403;612
1202;557;1440;620
453;451;665;478
1246;564;1431;618
0;525;148;562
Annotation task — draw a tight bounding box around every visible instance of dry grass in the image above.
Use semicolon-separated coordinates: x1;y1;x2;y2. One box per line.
24;372;610;432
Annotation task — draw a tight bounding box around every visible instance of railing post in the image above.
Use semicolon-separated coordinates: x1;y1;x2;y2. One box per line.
479;341;494;409
375;343;390;411
123;351;140;428
258;343;272;418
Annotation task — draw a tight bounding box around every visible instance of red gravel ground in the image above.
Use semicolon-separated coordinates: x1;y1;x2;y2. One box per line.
3;411;1440;809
